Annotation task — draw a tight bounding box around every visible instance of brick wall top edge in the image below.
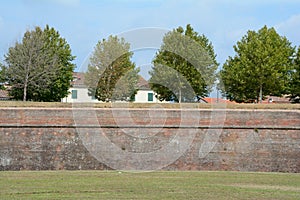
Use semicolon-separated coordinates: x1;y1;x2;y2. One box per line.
0;107;299;113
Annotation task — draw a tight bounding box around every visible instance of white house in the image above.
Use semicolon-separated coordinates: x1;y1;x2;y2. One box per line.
61;72;98;103
134;76;160;103
62;73;160;103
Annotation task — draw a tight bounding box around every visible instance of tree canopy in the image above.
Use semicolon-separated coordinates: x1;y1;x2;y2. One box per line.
85;35;139;102
0;64;5;90
3;25;75;101
149;24;218;103
289;46;300;103
219;25;295;103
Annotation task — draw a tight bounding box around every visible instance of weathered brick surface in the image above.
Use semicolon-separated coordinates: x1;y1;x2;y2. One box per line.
0;108;299;171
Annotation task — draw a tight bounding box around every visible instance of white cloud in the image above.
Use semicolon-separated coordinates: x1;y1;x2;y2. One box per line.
275;14;300;46
22;0;80;7
208;0;300;5
276;14;300;30
52;0;80;6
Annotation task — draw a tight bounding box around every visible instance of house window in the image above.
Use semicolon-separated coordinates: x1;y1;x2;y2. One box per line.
131;95;135;102
148;92;153;102
71;90;77;99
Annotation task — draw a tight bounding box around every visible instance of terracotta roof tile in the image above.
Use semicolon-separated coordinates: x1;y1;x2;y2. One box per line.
202;97;234;104
71;72;86;87
137;76;150;90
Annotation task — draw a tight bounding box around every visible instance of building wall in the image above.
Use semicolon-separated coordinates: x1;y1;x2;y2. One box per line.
62;88;160;103
134;90;160;103
62;87;99;103
0;108;299;171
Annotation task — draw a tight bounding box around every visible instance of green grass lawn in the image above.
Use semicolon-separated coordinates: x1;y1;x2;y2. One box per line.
0;171;299;199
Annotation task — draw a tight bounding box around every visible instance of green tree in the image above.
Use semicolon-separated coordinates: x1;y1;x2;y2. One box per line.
289;46;300;103
220;25;295;103
4;25;75;101
149;24;218;103
0;65;5;90
39;25;75;101
85;35;139;102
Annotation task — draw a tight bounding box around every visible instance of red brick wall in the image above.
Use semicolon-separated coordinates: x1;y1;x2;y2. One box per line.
0;108;299;172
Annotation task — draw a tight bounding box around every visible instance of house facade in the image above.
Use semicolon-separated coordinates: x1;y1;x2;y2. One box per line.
62;73;160;103
0;83;12;101
0;89;10;101
134;76;160;103
61;72;98;103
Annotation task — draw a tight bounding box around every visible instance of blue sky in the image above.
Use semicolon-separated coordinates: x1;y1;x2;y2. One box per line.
1;0;300;80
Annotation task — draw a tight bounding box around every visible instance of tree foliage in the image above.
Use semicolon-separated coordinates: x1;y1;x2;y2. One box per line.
3;25;75;101
0;64;5;90
289;46;300;103
219;25;295;103
85;35;139;102
149;24;218;103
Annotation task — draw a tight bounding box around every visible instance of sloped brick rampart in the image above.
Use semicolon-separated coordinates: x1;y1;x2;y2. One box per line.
0;108;299;172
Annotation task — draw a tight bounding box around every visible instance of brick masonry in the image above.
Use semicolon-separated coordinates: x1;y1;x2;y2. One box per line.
0;107;299;172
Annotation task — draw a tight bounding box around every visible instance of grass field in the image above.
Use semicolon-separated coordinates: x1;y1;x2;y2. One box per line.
0;171;299;199
0;101;300;110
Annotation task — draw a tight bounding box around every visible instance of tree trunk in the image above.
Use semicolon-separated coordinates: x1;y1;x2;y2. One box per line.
259;84;263;104
23;73;29;101
23;83;27;101
177;71;182;103
178;88;182;103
